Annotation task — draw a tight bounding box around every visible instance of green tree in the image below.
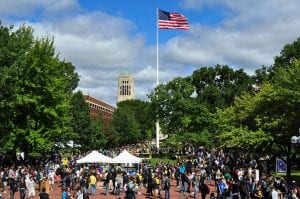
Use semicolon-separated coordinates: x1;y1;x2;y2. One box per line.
117;99;154;140
0;23;79;160
111;106;141;146
148;77;214;150
216;60;300;180
213;96;272;154
70;91;94;152
253;65;271;88
273;38;300;72
191;65;254;112
149;77;212;135
0;24;35;156
253;61;300;181
90;115;107;149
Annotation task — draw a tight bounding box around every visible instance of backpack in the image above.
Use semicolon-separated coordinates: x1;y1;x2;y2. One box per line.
201;184;210;194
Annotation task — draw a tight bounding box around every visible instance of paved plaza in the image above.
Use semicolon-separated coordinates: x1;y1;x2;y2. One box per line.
1;179;215;199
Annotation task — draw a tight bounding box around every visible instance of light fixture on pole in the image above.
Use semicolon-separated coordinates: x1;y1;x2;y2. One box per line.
291;136;300;144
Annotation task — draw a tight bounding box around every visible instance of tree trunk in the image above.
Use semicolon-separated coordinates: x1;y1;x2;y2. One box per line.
285;156;292;182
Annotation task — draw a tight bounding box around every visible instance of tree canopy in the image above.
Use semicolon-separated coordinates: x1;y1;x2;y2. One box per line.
0;23;79;160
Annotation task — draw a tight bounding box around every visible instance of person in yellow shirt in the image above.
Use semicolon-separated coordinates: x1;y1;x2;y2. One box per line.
40;177;50;193
89;174;97;195
62;158;68;166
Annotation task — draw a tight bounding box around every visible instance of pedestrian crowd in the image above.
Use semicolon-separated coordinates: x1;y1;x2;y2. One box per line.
0;147;299;199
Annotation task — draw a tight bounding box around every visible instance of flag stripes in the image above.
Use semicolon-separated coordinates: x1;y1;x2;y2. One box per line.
158;9;189;30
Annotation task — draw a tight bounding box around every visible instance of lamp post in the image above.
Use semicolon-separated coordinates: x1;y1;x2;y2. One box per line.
290;135;300;145
291;128;300;146
288;131;300;181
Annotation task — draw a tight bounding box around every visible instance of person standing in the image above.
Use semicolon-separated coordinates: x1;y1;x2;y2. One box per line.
75;187;83;199
164;174;171;199
48;169;55;190
79;176;87;196
200;182;210;199
39;187;49;199
9;176;18;199
40;177;50;194
175;164;180;188
193;172;200;199
61;187;68;199
1;168;8;193
115;174;122;197
181;171;189;199
89;173;97;195
271;186;281;199
103;172;110;196
19;177;27;199
26;176;36;199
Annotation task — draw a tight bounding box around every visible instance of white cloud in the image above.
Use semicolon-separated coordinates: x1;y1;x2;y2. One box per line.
0;0;81;17
2;0;300;106
172;0;300;71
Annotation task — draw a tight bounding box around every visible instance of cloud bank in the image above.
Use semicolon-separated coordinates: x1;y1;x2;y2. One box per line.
1;0;300;106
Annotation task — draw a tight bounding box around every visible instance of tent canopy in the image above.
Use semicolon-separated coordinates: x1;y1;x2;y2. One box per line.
77;150;113;164
112;150;142;164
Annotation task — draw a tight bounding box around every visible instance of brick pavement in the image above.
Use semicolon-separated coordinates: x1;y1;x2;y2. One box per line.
1;179;216;199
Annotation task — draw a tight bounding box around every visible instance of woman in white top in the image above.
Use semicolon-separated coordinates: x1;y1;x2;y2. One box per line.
26;176;36;199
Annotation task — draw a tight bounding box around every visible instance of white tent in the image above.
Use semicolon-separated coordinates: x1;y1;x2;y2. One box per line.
76;150;113;164
112;150;142;164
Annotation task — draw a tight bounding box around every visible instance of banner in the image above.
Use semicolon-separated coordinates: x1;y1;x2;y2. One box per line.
276;158;287;173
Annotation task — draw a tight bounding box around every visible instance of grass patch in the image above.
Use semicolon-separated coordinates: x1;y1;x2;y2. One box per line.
147;157;177;166
274;170;300;182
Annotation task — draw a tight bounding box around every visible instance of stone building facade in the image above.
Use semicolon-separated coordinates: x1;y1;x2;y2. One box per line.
117;73;135;102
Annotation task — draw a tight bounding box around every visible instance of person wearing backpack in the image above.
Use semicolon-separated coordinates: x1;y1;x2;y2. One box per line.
164;174;170;199
153;175;160;199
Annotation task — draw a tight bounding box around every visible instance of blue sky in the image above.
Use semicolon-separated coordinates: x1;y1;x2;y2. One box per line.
1;0;300;106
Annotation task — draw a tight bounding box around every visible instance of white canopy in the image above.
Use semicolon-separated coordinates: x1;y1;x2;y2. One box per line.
112;150;142;164
76;150;113;164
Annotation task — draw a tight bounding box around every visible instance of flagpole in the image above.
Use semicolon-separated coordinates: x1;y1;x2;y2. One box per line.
156;8;160;151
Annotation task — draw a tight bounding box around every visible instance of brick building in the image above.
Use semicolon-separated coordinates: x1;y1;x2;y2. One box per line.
83;94;116;124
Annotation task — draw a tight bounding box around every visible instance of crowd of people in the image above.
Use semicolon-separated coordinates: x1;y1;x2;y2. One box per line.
0;147;299;199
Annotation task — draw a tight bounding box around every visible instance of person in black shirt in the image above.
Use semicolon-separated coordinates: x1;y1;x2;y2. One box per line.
19;177;26;199
39;187;49;199
9;177;18;199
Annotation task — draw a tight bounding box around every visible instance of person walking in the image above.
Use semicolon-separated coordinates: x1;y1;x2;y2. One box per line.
164;174;171;199
89;173;97;196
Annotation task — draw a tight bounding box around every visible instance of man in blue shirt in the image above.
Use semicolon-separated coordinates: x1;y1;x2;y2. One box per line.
217;178;227;199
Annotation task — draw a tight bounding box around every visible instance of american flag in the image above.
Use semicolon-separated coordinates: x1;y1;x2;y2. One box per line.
158;9;189;30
